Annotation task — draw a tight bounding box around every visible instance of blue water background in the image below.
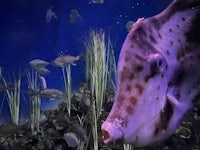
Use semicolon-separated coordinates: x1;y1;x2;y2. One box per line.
0;0;172;124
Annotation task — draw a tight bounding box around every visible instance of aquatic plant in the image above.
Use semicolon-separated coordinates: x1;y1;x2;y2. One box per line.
0;72;21;125
106;37;117;90
62;64;72;116
123;144;134;150
77;114;89;150
85;30;107;119
26;69;41;132
51;55;75;116
84;29;107;150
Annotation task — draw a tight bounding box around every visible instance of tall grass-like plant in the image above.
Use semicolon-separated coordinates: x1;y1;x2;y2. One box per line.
26;69;41;132
106;38;117;90
1;74;21;125
85;30;107;119
62;64;72;116
77;114;89;150
84;30;107;150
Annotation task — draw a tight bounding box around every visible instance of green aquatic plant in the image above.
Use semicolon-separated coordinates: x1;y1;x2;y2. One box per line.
77;114;89;150
84;29;108;150
26;69;41;132
62;64;72;116
0;72;21;125
85;30;107;119
106;37;117;90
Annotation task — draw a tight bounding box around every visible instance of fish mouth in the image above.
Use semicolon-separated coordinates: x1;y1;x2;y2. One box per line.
101;121;124;145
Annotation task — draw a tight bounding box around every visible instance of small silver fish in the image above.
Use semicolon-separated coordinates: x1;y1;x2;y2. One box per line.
46;7;58;23
89;0;104;4
51;55;81;67
39;76;47;90
36;67;50;75
102;0;200;147
0;84;15;92
29;88;65;100
29;59;49;70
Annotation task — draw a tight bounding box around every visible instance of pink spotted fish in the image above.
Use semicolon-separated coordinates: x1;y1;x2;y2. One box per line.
101;0;200;147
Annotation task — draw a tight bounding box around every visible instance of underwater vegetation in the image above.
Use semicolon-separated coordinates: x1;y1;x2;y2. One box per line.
0;0;200;149
0;26;199;150
0;29;118;149
0;69;21;125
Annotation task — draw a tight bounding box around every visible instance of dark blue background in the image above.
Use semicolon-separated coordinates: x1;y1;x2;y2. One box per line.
0;0;172;124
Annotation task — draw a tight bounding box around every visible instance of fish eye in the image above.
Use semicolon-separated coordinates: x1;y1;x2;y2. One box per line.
156;55;166;72
149;53;166;74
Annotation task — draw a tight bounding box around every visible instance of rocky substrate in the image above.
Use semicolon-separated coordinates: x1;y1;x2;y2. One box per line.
0;83;200;150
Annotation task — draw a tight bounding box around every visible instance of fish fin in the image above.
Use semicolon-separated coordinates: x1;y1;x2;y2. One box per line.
39;75;47;90
28;88;39;96
167;91;192;113
72;63;77;66
76;53;85;61
135;17;144;25
166;93;180;108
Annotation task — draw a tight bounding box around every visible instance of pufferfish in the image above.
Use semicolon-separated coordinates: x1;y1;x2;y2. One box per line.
101;0;200;147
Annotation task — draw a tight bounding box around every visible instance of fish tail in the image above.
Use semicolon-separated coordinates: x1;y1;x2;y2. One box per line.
76;53;85;61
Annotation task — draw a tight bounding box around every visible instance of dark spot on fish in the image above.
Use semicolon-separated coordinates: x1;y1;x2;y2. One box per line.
126;105;134;115
118;94;126;103
150;18;161;30
120;117;128;127
166;50;170;55
178;39;181;43
125;56;130;62
188;90;191;94
158;33;162;39
135;83;144;95
156;97;159;100
170;41;173;45
157;86;160;90
136;26;147;38
182;17;186;21
154;128;159;136
161;74;164;78
136;135;139;140
149;35;157;44
120;67;135;82
130;45;134;48
176;24;180;28
160;98;174;130
126;85;132;92
130;26;157;52
148;27;153;33
169;29;172;32
145;75;152;83
135;65;144;72
129;96;137;106
154;98;174;137
131;26;147;41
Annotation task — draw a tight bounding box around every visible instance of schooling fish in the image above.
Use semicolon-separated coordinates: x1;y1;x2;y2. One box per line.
51;55;81;67
28;88;65;100
101;0;200;147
